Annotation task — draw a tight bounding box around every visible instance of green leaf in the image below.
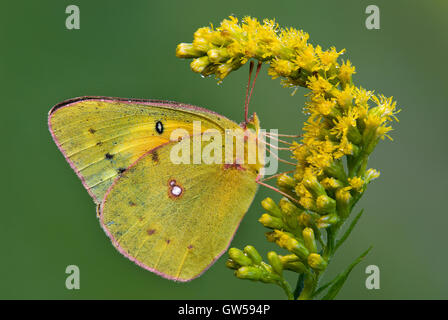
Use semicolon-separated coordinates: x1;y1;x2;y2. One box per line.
321;246;372;300
293;274;304;300
312;277;337;299
335;209;364;252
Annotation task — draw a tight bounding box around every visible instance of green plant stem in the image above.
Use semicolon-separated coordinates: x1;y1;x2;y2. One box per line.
297;271;316;300
279;279;294;300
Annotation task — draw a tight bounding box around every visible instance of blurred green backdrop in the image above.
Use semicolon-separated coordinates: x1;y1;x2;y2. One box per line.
1;0;447;299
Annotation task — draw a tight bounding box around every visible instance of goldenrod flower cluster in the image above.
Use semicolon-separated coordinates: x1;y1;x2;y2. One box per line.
177;16;399;300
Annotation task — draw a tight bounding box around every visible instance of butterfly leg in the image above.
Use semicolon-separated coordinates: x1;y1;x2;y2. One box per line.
255;172;301;205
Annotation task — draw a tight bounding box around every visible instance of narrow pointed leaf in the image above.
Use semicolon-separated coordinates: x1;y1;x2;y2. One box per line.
335;209;364;252
322;246;372;300
293;273;304;300
312;277;337;298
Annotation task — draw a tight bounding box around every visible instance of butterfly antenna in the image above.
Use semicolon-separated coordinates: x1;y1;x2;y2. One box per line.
265;148;297;166
244;61;262;123
262;133;296;146
265;132;302;138
244;61;254;123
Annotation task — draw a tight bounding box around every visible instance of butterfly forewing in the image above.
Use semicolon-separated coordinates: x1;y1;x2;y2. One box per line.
48;97;236;204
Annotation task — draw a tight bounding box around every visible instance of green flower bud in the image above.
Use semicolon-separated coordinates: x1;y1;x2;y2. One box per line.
347;125;362;145
267;251;283;275
302;174;326;198
278;198;301;230
316;213;339;228
176;43;203;58
258;262;281;283
261;197;282;218
350;143;361;157
225;259;240;270
316;195;336;214
236;266;261;281
364;168;380;184
298;212;314;227
259;213;284;230
278;254;307;273
285;262;307;273
277;233;309;260
216;59;242;79
302;228;317;253
335;187;352;219
228;248;252;266
243;245;262;265
324;159;347;182
279;254;300;264
307;253;327;271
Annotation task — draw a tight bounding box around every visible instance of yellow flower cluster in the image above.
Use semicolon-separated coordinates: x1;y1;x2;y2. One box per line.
177;16;399;299
177;15;398;227
292;83;398;222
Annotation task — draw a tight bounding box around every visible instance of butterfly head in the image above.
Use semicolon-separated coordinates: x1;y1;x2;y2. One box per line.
239;113;265;176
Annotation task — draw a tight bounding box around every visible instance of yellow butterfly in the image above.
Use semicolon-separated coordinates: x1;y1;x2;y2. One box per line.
48;95;264;281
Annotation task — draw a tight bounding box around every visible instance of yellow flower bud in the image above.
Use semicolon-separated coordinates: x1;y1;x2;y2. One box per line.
302;172;326;198
316;194;336;214
207;48;230;63
321;177;344;190
335;186;352;218
277;232;309;260
228;248;252;266
279;254;300;264
298;212;314;227
307;253;327;271
267;251;283;275
259;213;284;230
190;56;210;73
364;168;380;183
277;173;296;190
302;228;317;253
348;176;364;192
279;198;301;216
261;197;282;218
279;254;307;273
176;43;203;58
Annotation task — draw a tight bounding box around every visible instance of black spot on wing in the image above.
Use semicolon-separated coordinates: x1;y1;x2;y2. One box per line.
155;121;164;134
105;153;114;160
151;150;159;163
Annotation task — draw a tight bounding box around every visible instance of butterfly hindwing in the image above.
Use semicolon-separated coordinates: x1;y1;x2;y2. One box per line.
48;97;237;204
99;137;259;281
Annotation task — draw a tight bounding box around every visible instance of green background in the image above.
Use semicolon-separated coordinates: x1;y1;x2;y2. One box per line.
1;0;447;299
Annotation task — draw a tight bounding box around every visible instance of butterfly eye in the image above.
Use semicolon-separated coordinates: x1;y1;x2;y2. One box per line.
155;121;164;134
